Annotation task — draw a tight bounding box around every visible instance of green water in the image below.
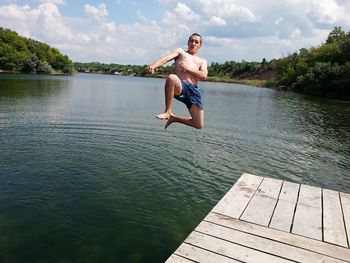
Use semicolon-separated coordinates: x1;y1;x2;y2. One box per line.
0;73;349;262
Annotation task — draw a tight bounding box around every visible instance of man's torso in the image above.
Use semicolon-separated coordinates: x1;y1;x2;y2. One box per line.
175;49;203;84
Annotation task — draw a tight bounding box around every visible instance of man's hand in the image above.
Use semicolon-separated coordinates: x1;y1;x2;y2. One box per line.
148;66;155;74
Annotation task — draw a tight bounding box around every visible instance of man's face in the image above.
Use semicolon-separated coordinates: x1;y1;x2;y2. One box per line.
187;36;201;54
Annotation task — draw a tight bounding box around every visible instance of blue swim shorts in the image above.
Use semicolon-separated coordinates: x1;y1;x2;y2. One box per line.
174;80;203;110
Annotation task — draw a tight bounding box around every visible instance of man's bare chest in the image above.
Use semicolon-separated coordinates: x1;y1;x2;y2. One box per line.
177;53;201;69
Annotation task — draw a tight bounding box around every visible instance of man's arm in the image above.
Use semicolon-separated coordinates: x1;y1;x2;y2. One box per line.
148;48;182;74
180;59;208;81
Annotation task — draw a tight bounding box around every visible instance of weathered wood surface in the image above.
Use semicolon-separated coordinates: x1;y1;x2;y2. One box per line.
240;177;282;226
323;189;348;247
166;173;350;263
341;192;350;245
212;173;263;218
269;181;299;232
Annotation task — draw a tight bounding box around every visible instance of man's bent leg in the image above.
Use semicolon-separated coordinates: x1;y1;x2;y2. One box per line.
165;105;204;129
156;74;182;120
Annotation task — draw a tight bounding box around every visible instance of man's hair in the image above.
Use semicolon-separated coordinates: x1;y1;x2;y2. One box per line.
188;33;202;44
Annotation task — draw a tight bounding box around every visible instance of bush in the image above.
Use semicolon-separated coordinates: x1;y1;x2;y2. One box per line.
22;54;53;74
295;62;343;96
37;60;53;74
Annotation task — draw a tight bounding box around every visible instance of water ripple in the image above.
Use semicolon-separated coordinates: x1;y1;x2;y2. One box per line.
1;74;350;262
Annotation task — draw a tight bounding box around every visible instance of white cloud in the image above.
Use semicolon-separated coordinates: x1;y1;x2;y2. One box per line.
290;28;302;39
105;35;116;45
0;3;72;41
84;4;108;20
102;21;117;32
275;17;283;25
1;0;350;65
157;0;176;5
76;33;92;43
34;3;73;40
0;4;30;20
162;2;200;34
308;0;350;26
207;16;226;26
37;0;65;5
205;36;235;46
196;0;256;22
137;10;146;23
0;2;191;64
163;11;176;25
174;2;200;22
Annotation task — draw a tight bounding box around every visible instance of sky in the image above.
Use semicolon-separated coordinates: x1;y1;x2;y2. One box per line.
0;0;350;65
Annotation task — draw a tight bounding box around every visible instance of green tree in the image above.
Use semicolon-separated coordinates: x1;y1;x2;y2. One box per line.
326;26;346;44
295;62;343;96
0;27;74;74
37;60;54;74
339;33;350;62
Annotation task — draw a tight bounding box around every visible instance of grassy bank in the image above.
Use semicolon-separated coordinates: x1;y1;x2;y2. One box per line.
206;76;271;87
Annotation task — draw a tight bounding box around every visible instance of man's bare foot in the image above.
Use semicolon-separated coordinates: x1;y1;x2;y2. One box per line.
165;114;175;129
156;112;171;120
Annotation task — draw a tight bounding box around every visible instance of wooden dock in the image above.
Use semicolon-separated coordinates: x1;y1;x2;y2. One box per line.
166;173;350;263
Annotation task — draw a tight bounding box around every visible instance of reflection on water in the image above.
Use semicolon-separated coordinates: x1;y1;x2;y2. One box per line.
0;73;349;262
0;74;70;98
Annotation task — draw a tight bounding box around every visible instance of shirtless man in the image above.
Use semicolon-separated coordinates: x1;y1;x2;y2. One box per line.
148;33;208;129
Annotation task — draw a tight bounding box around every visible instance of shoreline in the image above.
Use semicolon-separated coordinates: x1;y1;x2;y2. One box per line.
0;69;73;75
0;70;271;87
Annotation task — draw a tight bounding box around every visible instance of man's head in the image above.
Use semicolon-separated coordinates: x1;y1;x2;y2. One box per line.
188;33;202;44
187;33;202;54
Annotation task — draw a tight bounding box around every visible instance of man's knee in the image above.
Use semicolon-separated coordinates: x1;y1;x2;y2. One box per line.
193;115;204;129
166;74;181;95
190;106;204;129
194;122;204;129
167;74;179;84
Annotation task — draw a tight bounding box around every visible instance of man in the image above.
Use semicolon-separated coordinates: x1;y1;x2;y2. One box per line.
148;33;208;129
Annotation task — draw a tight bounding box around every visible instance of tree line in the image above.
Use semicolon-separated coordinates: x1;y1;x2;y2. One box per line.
74;62;153;77
0;27;74;74
271;26;350;98
75;27;350;99
1;26;349;99
205;26;350;99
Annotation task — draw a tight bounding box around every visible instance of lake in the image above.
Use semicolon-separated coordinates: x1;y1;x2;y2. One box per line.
0;73;349;262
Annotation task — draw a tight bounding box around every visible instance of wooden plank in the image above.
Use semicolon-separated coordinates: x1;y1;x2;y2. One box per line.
323;189;348;247
292;204;322;240
186;231;294;263
205;212;350;262
174;243;240;263
269;200;297;232
297;184;322;207
212;173;263;218
240;178;282;226
278;181;300;202
166;174;350;263
269;181;300;232
196;220;347;263
292;184;322;240
165;254;195;263
253;177;283;198
340;192;350;248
